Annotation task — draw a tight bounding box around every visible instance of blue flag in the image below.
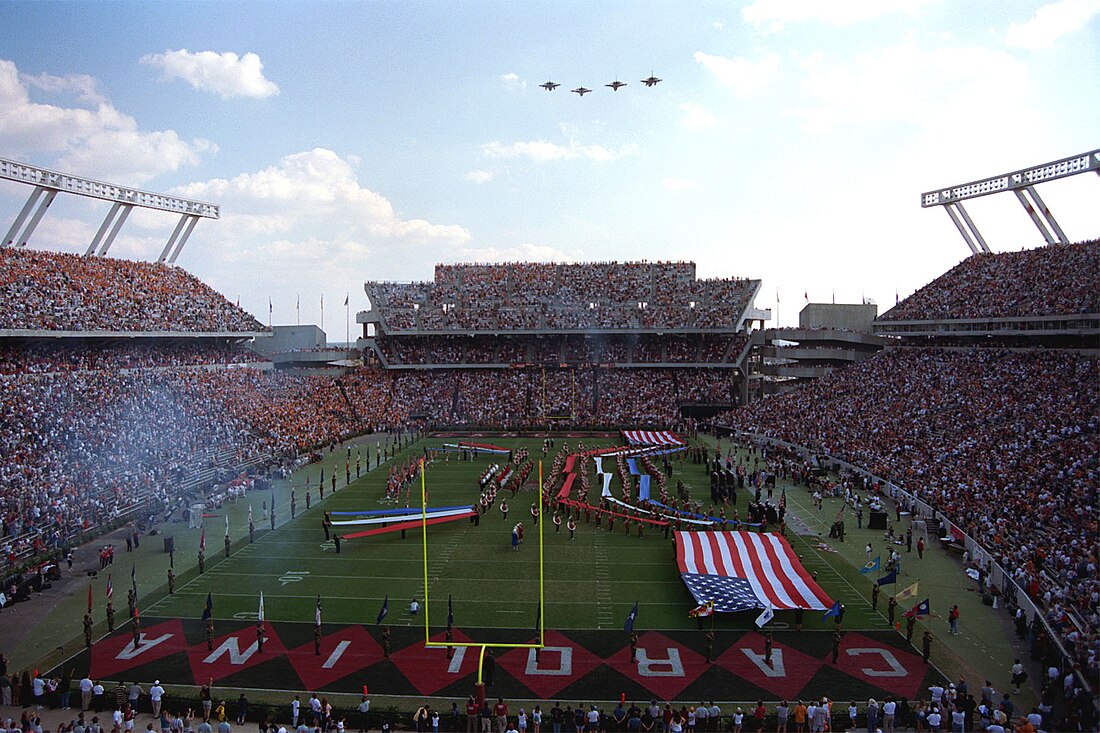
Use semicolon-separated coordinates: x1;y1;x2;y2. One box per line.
376;595;389;625
131;563;137;596
876;568;898;586
447;594;454;631
905;598;931;619
822;600;841;621
624;601;639;632
860;556;881;575
201;593;213;622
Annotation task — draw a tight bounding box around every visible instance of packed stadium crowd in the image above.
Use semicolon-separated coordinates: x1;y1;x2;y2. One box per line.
374;334;749;366
0;355;736;561
0;249;266;333
0;341;264;375
719;347;1099;674
880;240;1099;321
365;262;759;332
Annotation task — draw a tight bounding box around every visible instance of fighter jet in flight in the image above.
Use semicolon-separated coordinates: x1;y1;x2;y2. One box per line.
539;81;560;91
641;75;662;87
606;80;627;91
571;87;592;96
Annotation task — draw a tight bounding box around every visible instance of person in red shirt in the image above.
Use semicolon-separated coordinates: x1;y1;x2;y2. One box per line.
495;698;509;733
466;696;480;733
752;702;766;733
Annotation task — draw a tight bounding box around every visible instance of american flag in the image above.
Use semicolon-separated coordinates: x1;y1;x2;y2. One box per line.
676;531;834;613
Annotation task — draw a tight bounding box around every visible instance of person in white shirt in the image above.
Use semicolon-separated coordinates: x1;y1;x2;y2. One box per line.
291;696;301;727
928;684;945;706
150;681;165;717
882;698;896;733
80;677;94;711
730;709;742;733
925;708;941;732
1010;659;1026;694
811;702;828;733
949;709;964;733
32;674;46;709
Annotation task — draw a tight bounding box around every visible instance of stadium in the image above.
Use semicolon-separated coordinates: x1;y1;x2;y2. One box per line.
0;140;1096;733
2;2;1100;728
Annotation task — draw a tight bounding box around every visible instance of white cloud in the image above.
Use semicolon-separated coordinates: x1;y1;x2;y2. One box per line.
21;70;107;105
481;139;637;163
0;58;213;184
1006;0;1100;50
662;177;697;192
140;49;280;99
741;0;930;31
457;242;580;263
679;102;717;130
463;169;494;183
693;51;780;97
498;72;526;91
710;21;724;30
173;148;470;245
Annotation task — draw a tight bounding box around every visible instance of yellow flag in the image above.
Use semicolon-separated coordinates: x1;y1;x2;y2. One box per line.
896;581;919;603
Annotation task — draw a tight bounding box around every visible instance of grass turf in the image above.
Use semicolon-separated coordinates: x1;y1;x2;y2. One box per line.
139;436;882;636
22;431;1030;711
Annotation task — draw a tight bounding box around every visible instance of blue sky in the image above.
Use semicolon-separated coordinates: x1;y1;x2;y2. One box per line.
0;0;1097;330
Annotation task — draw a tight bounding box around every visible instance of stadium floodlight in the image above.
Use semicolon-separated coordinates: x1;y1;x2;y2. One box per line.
0;156;219;263
921;149;1099;254
419;459;545;698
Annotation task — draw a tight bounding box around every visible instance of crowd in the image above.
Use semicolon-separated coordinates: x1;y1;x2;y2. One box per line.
0;341;264;375
365;262;759;333
0;355;732;565
0;679;1087;733
880;240;1099;321
0;249;267;333
0;363;421;562
719;346;1099;678
373;334;750;367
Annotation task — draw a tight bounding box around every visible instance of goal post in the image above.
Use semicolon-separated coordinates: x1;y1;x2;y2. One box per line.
418;459;545;685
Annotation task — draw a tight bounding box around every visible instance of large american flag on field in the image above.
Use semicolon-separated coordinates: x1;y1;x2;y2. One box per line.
676;531;834;613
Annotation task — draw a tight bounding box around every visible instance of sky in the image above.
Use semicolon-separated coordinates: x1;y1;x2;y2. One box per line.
0;0;1098;332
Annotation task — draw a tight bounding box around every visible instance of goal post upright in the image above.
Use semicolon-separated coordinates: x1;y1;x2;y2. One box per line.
419;457;545;692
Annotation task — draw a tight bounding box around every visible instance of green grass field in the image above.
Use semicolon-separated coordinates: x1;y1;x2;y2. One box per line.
16;430;1034;712
136;435;887;636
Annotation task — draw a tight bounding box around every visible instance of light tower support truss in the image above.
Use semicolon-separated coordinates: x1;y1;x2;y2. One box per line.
0;156;218;261
921;149;1100;253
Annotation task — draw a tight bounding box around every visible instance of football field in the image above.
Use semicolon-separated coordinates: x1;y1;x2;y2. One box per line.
42;432;957;705
140;434;875;635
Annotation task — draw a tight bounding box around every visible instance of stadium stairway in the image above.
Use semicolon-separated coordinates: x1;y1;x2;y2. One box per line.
335;379;359;420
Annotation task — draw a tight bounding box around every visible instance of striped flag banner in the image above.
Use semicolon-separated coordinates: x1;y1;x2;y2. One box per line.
675;531;834;613
621;430;684;446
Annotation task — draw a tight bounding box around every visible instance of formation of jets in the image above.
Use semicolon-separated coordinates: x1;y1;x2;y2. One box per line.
538;75;661;96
